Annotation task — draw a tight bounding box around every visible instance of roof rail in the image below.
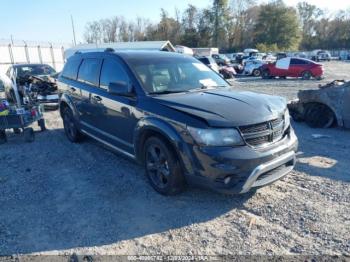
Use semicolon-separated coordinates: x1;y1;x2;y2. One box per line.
104;48;115;52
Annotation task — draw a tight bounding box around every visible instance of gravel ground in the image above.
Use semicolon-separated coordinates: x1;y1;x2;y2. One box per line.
0;61;349;257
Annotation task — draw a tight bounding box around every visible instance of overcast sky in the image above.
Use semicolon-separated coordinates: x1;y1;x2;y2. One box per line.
0;0;348;45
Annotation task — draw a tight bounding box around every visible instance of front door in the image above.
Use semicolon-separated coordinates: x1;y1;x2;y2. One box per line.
86;57;138;156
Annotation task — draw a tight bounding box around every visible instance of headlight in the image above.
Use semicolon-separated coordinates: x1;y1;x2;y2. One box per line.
284;109;290;130
187;127;244;146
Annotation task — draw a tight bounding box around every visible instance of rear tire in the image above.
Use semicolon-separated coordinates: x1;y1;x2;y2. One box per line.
24;128;35;143
305;104;335;128
0;130;7;144
62;107;83;143
143;137;185;195
13;128;21;134
302;71;312;80
38;119;46;132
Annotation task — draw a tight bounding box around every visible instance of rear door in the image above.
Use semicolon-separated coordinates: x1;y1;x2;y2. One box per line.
289;58;307;77
75;57;103;128
59;57;84;116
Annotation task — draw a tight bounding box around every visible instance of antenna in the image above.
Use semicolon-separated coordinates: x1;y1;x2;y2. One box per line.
71;15;77;46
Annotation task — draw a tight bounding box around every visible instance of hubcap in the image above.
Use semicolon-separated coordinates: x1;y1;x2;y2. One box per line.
146;145;170;189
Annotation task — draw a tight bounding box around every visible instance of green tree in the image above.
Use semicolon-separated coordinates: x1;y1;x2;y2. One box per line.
212;0;230;48
297;2;323;49
181;5;200;47
254;1;301;50
197;8;213;47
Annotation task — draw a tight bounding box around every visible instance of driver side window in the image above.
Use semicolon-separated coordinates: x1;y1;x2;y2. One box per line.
100;58;128;90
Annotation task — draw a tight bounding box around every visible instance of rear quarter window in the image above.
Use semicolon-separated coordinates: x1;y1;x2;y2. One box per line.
61;58;82;80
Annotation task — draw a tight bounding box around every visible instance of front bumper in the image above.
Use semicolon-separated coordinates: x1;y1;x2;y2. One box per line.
37;93;60;104
184;128;298;194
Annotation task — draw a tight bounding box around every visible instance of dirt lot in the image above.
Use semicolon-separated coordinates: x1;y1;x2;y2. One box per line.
0;61;349;257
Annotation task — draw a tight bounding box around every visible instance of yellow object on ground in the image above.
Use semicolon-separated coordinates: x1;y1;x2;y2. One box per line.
0;110;9;116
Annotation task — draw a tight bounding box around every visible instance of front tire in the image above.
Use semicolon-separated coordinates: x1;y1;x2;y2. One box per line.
0;130;7;144
144;137;185;195
62;107;82;143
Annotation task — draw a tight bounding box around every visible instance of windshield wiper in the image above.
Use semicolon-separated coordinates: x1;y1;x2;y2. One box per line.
189;85;228;92
148;90;189;95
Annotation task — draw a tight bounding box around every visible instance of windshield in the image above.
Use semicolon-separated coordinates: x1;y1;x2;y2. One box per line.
219;54;229;60
131;57;229;94
17;65;56;78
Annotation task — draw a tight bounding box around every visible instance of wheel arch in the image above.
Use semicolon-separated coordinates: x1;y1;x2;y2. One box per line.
59;93;79;120
134;117;194;175
303;101;341;127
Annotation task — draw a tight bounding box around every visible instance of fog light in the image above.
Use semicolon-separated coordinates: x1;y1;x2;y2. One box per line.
224;176;231;185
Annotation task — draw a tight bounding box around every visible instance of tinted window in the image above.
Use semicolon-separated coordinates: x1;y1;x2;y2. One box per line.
291;59;308;65
62;58;81;80
77;58;101;86
61;59;81;80
132;58;229;94
198;58;209;65
100;58;128;89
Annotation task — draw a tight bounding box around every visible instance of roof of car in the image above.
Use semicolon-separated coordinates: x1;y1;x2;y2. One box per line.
11;63;50;68
72;50;195;61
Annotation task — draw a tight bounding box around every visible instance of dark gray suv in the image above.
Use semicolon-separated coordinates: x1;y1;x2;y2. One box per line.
58;50;298;195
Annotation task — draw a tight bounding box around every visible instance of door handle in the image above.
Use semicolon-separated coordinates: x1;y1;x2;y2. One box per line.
93;95;102;102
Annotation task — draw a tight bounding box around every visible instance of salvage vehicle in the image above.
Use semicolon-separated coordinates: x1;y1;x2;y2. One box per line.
212;54;230;65
197;56;236;79
219;65;236;79
261;57;323;80
58;50;298;195
4;64;60;106
288;80;350;128
0;73;46;144
196;56;220;73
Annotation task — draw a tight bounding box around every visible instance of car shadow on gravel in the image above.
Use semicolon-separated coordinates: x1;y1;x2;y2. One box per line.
0;130;254;255
293;122;350;183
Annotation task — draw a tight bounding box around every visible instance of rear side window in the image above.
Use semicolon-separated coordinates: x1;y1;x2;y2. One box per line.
61;58;81;80
77;58;101;86
100;58;128;89
199;58;209;65
291;59;308;65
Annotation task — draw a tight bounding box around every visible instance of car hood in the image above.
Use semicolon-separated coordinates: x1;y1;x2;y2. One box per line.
152;89;287;127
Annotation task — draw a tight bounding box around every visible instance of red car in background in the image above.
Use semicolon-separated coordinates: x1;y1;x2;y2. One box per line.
261;57;324;80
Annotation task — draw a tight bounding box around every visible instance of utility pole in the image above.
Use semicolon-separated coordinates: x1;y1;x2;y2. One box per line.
10;35;14;45
71;15;77;46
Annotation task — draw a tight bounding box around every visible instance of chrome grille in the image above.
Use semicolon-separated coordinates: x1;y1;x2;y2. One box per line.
239;117;285;147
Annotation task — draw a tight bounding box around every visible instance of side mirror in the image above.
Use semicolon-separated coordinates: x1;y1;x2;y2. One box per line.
108;81;133;97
